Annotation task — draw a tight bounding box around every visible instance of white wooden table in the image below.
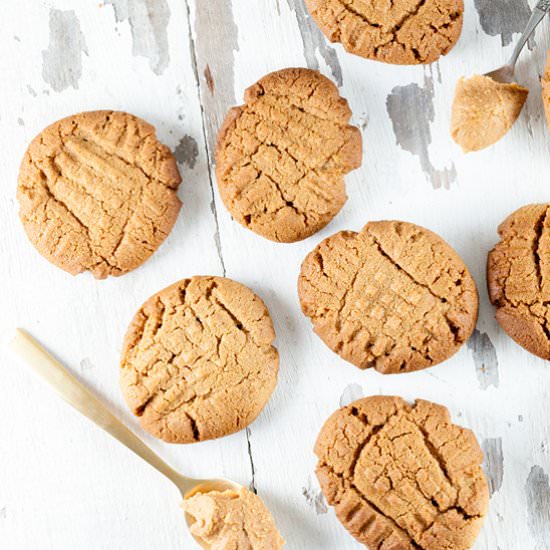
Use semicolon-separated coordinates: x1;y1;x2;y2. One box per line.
1;1;549;549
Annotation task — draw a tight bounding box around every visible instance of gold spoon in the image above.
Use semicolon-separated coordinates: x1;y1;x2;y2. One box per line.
9;328;241;549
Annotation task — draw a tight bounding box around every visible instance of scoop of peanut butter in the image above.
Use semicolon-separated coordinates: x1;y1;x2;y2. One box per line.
182;487;284;549
451;75;528;152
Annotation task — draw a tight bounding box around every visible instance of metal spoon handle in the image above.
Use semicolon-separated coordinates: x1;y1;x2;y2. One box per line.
10;328;194;492
508;0;550;68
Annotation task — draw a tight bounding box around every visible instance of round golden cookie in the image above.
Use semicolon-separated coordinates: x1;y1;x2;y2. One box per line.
305;0;464;65
120;276;279;443
487;204;550;359
315;396;489;550
298;220;478;373
215;68;362;243
17;110;182;279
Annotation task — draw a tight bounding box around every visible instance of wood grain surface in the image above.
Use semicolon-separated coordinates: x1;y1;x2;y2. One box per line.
1;1;549;549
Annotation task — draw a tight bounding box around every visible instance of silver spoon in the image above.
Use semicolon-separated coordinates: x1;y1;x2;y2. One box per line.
9;328;241;549
485;0;550;83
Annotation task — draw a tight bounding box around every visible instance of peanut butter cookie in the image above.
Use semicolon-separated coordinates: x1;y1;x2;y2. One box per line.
488;204;550;359
215;68;362;243
315;396;489;550
120;276;279;443
17;110;182;278
305;0;464;65
298;221;478;373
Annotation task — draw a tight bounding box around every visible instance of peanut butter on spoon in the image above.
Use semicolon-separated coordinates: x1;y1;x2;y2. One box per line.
451;75;528;152
451;0;550;152
183;487;284;549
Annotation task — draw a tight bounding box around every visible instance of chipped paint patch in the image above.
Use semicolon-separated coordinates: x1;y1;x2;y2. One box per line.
386;75;455;189
42;10;87;92
302;476;327;514
339;383;363;407
26;85;37;97
106;0;171;75
191;0;240;278
357;113;368;131
467;329;499;390
482;438;504;495
287;0;342;86
193;0;239;133
204;65;215;95
80;357;95;372
526;465;550;547
17;118;24;127
174;135;199;169
474;0;532;47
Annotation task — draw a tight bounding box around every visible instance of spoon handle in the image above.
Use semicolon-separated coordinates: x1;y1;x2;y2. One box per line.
508;0;550;68
10;328;194;493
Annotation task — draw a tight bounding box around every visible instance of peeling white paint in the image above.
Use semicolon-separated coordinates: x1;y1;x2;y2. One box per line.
174;134;199;169
526;465;550;548
386;74;456;190
468;329;500;390
302;476;327;514
42;9;87;92
474;0;533;47
286;0;343;86
339;383;363;407
482;437;504;495
106;0;171;76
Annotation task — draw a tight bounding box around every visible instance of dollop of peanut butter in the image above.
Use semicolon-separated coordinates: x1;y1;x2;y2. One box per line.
451;75;528;152
183;487;284;549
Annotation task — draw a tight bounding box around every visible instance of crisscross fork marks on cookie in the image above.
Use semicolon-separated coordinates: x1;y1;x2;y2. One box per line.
299;221;478;373
17;110;181;278
305;0;463;65
488;203;550;358
216;68;362;242
120;276;279;443
314;397;489;549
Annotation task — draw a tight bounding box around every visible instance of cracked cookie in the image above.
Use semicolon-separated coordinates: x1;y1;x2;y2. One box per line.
298;220;478;373
488;204;550;359
315;396;489;550
17;110;182;278
120;276;279;443
305;0;463;65
215;68;362;243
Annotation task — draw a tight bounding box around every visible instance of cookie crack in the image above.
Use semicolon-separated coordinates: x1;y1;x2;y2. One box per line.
249;100;351;175
185;411;200;441
335;252;364;332
369;233;451;307
532;206;548;292
58;133;160;261
323;462;422;549
38;173;121;273
369;233;465;346
349;483;423;550
332;0;457;62
324;407;479;547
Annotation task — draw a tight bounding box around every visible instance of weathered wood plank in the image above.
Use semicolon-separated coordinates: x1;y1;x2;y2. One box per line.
1;0;550;549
